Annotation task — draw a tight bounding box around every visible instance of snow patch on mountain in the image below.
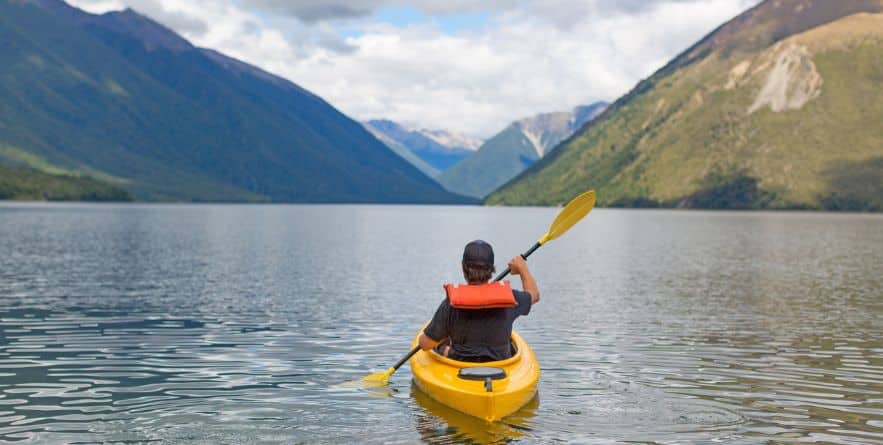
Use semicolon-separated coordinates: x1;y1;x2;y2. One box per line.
421;129;483;151
512;102;608;158
520;125;546;158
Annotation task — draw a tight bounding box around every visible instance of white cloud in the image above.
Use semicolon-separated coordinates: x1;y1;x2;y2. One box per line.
67;0;761;137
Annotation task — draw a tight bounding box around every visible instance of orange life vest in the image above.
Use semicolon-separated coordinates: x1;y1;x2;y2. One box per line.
444;281;517;309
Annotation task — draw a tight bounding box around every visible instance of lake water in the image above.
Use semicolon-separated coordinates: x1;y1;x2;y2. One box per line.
0;203;881;444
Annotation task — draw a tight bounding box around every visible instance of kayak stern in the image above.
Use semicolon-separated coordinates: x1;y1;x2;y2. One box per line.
410;331;539;422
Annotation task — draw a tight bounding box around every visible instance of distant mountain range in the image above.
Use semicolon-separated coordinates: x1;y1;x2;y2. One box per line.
362;120;481;176
438;102;607;198
362;124;442;179
488;0;883;211
0;0;471;203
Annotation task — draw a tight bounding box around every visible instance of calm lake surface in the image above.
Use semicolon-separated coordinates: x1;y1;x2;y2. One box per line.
0;203;881;444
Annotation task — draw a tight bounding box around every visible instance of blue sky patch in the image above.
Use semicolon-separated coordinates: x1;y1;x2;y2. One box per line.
373;5;489;33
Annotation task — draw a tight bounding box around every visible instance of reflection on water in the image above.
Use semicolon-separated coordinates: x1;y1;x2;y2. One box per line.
412;383;538;444
0;204;881;443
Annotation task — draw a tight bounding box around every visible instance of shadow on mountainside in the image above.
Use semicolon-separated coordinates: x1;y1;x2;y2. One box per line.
677;171;777;210
821;157;883;212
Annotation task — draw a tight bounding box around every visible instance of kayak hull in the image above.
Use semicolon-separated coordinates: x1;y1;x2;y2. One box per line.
409;330;540;422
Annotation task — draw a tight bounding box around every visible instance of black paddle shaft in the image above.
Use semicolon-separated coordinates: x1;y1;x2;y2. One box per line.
492;241;542;282
392;346;421;371
391;241;542;372
392;338;448;372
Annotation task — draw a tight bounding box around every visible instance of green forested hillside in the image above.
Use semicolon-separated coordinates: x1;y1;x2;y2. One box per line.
439;103;606;199
0;0;469;203
0;165;132;201
487;0;883;211
438;124;542;199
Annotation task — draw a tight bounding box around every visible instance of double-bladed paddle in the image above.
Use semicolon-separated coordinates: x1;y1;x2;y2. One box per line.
362;190;597;385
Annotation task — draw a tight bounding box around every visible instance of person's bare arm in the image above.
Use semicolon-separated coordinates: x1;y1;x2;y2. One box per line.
418;333;440;351
508;256;540;304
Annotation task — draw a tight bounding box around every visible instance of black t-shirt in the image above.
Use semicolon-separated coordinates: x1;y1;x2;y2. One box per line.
423;290;532;362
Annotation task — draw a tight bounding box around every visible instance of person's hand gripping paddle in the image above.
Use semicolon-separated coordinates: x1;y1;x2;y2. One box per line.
361;190;597;385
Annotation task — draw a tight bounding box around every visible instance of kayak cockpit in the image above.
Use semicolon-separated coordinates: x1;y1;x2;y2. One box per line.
458;366;507;392
427;338;522;367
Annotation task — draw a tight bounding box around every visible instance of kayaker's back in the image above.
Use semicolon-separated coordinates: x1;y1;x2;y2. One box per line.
425;285;533;363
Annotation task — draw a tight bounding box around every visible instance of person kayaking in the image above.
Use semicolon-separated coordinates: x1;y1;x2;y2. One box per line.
417;240;540;363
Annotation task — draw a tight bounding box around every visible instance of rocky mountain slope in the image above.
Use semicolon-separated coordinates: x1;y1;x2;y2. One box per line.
487;0;883;211
362;124;441;178
363;120;480;175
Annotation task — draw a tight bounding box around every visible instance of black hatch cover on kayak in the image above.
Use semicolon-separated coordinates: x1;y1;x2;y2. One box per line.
458;367;506;381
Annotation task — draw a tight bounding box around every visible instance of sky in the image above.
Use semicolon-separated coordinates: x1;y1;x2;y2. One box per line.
68;0;762;138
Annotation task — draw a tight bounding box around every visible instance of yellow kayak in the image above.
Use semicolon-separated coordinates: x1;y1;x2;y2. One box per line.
409;330;540;422
412;382;539;442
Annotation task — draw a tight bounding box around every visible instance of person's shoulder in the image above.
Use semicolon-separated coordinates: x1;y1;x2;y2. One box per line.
436;297;452;310
512;289;532;305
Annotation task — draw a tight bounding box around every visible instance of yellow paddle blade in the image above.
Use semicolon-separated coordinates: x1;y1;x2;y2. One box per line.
538;190;596;245
334;368;395;390
362;367;395;385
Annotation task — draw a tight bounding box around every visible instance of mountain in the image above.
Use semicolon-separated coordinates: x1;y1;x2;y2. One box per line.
420;128;483;153
363;120;480;173
487;0;883;211
438;102;607;199
0;0;471;204
362;124;441;178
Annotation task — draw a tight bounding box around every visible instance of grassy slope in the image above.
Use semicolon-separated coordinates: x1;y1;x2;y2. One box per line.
0;164;132;201
487;7;883;210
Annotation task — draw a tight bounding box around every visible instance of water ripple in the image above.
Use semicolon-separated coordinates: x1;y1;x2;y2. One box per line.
1;204;881;443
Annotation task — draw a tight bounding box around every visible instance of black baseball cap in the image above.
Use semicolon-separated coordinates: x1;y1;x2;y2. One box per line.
462;240;494;267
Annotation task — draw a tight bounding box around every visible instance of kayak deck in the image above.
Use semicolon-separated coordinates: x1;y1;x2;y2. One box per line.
409;330;539;422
